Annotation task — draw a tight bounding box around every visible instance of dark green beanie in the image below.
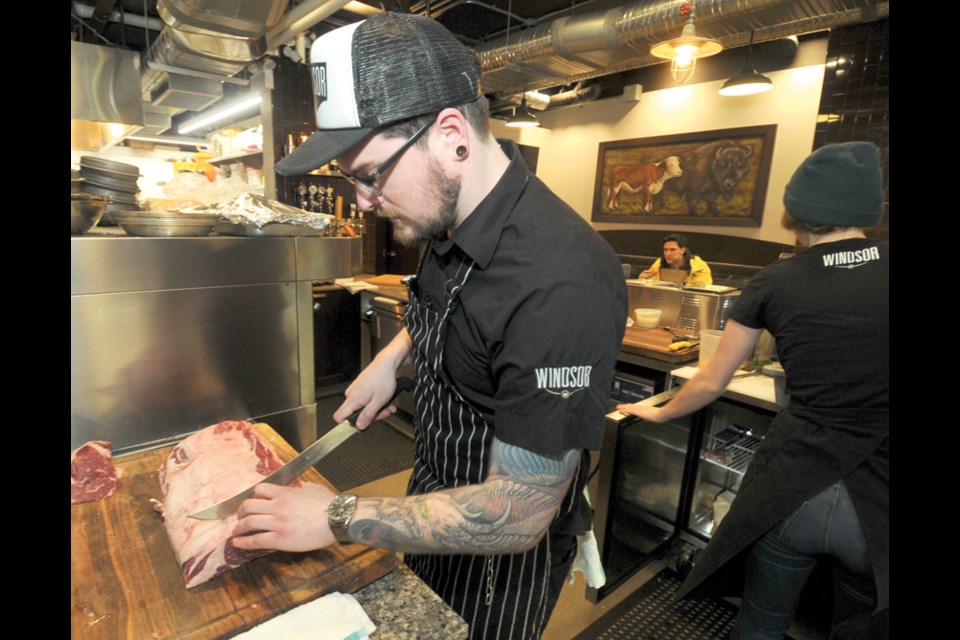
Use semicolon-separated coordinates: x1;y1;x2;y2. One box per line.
783;141;885;227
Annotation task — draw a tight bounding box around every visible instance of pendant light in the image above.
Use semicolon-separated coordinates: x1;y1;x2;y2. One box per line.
719;31;773;96
650;2;723;84
506;93;540;128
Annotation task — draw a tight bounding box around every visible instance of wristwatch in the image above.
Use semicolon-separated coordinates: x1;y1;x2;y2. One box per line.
326;493;358;544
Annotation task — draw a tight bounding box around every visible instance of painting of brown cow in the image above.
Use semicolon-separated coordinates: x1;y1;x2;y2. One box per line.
606;156;682;212
592;125;776;227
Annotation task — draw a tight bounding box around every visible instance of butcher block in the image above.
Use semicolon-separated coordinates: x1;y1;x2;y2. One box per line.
620;325;700;364
71;423;396;640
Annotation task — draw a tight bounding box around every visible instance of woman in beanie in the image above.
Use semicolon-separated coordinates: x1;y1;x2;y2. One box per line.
618;141;888;639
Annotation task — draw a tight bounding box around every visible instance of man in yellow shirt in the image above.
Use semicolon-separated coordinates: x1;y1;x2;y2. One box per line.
640;233;713;286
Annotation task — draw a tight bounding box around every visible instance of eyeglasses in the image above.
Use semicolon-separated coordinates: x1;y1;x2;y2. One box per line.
337;119;434;198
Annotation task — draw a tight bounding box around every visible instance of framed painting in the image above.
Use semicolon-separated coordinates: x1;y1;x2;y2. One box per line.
591;124;777;226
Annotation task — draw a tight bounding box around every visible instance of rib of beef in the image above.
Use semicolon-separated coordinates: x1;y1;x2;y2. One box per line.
155;420;299;589
72;440;123;504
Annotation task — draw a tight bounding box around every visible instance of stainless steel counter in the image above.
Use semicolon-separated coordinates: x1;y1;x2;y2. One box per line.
71;235;362;454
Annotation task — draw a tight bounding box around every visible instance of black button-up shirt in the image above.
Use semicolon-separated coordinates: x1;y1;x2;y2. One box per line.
416;140;627;455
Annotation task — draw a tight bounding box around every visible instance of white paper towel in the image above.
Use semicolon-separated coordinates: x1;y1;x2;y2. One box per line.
568;486;606;588
232;592;376;640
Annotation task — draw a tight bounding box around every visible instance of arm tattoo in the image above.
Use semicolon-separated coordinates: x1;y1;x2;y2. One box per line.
348;438;581;554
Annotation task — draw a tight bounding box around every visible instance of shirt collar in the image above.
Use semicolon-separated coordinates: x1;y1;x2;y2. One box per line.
431;139;529;269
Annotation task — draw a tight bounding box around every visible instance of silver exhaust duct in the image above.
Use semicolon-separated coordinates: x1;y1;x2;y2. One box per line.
71;40;145;151
471;0;889;97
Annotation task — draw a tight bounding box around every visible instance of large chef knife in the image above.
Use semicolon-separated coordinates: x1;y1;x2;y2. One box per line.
188;376;415;520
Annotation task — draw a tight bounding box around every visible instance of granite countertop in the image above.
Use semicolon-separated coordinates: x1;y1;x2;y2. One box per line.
355;561;468;639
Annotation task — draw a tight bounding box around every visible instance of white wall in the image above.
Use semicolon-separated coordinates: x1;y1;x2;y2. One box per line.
491;38;828;245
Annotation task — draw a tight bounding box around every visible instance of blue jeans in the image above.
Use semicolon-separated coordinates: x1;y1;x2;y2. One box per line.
730;480;877;640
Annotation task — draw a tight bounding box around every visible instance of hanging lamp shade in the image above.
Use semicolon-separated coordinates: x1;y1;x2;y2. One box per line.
719;32;773;96
650;5;723;84
719;68;773;96
506;94;540;128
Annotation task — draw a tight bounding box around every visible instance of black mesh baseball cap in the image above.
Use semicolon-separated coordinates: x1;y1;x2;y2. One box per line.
275;12;482;176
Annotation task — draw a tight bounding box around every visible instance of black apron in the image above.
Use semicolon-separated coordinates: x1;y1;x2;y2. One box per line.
402;248;586;640
676;403;889;626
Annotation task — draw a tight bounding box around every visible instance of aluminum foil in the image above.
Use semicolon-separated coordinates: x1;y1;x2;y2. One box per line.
183;193;334;230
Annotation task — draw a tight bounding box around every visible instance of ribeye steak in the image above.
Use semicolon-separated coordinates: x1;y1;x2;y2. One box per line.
155;420;299;589
72;440;123;504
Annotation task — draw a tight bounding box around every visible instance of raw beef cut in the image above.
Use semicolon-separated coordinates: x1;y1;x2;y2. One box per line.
156;420;299;589
72;440;122;504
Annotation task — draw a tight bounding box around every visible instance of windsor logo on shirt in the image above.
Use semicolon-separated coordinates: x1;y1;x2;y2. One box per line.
535;365;592;398
821;245;881;269
310;62;328;106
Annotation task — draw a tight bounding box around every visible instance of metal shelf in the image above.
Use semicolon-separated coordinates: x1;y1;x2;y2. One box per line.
700;426;762;475
209;149;262;164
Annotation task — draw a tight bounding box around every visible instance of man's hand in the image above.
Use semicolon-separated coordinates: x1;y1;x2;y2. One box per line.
333;330;413;430
232;483;338;552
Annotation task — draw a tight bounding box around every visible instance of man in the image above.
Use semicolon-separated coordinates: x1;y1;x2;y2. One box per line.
232;12;628;639
639;233;713;285
618;142;888;639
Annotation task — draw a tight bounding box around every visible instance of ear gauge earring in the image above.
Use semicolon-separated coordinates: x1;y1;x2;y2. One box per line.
456;145;468;158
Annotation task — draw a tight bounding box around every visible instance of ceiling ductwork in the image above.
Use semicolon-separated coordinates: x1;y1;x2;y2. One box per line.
133;0;357;136
140;0;292;117
470;0;890;98
71;0;888;144
71;40;145;151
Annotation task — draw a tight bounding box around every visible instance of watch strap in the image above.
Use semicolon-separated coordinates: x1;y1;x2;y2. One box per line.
330;521;353;544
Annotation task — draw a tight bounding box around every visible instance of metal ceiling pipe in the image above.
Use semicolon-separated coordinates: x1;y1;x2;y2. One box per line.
266;0;357;49
71;1;165;32
474;0;887;95
90;0;120;33
546;82;602;108
476;0;797;75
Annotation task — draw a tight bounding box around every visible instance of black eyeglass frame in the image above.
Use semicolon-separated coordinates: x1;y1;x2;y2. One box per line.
337;118;435;198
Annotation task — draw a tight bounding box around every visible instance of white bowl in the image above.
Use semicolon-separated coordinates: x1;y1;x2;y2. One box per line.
634;308;662;328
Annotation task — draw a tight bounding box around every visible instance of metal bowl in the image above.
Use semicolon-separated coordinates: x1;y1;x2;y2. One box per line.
112;212;220;237
71;194;110;234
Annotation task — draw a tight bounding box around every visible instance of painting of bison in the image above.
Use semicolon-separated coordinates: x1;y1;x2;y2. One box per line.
592;125;777;227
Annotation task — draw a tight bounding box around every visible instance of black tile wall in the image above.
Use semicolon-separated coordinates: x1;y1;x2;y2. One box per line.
270;55;374;272
814;18;889;240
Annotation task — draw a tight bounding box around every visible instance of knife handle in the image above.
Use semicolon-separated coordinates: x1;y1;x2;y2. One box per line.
345;376;415;425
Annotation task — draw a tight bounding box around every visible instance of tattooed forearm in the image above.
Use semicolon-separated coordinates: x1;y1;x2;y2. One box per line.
347;438;581;554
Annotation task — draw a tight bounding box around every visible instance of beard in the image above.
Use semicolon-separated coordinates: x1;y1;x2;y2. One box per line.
384;155;460;247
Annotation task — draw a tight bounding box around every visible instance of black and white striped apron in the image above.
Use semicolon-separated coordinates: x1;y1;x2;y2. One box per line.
402;251;586;640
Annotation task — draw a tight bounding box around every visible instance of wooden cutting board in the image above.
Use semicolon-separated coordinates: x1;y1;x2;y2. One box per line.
360;274;410;303
71;423;396;640
621;325;700;363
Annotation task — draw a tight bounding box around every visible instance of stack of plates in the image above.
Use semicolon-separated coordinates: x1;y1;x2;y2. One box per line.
111;211;222;237
74;156;143;226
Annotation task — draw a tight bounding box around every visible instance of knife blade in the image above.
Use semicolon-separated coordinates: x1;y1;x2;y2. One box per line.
188;376;415;520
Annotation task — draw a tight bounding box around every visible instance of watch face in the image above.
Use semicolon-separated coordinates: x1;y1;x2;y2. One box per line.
328;494;357;523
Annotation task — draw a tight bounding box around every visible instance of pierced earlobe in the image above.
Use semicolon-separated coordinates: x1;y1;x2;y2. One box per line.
456;145;468;158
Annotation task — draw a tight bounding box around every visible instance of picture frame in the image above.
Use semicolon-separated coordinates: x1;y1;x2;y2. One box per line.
591;124;777;226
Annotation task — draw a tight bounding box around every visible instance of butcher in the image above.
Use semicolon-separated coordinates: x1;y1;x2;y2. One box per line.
230;12;627;640
639;233;713;285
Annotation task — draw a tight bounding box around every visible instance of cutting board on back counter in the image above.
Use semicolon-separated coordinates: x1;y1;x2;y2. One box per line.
621;325;700;363
71;423;396;640
359;274;410;303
